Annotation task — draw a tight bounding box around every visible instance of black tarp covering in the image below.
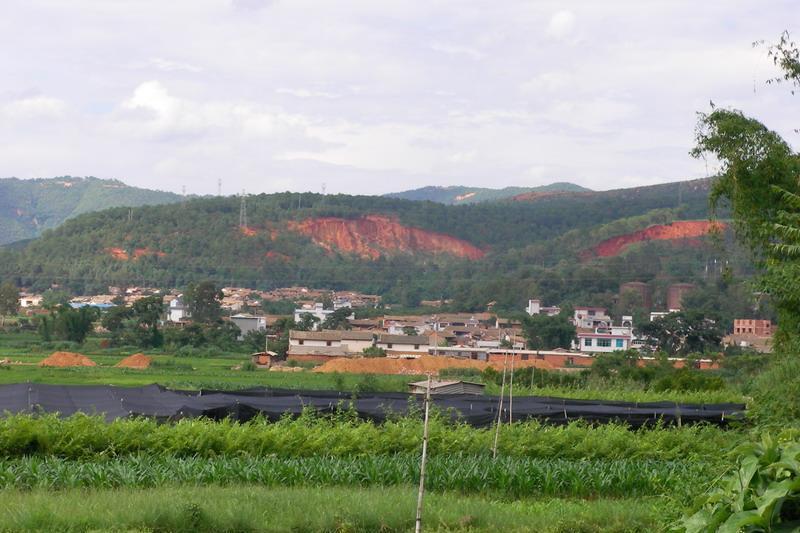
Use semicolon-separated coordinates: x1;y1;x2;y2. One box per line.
0;383;745;428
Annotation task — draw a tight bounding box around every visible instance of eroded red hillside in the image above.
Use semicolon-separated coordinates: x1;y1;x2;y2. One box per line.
585;221;726;259
107;247;166;261
287;215;485;260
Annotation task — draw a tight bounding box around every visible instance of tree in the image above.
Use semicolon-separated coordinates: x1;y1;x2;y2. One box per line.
402;325;418;336
296;313;320;331
41;289;71;310
132;295;164;347
522;313;576;350
184;281;223;324
321;308;352;330
101;306;134;345
692;32;800;346
0;282;19;326
39;305;99;344
635;311;723;356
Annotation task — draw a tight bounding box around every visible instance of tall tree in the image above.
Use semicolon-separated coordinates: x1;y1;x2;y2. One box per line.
184;281;223;324
522;312;576;350
132;295;164;347
0;282;19;326
692;31;800;346
636;311;723;356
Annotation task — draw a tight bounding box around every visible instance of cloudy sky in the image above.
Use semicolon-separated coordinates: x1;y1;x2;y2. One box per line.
1;1;797;196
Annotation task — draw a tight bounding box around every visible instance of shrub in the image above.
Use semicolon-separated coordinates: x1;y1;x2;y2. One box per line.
677;433;800;532
748;354;800;426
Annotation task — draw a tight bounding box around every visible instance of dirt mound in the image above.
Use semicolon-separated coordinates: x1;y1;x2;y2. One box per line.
287;215;485;260
39;352;97;367
115;353;152;369
584;220;727;259
313;355;553;375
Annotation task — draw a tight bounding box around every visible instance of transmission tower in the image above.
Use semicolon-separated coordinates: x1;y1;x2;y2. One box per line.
239;190;248;229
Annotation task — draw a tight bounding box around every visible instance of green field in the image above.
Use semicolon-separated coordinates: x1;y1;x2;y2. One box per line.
0;330;766;531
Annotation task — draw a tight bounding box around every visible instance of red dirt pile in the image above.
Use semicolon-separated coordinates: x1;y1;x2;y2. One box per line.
313;355;553;375
585;221;726;259
39;352;97;367
115;353;153;369
288;215;485;260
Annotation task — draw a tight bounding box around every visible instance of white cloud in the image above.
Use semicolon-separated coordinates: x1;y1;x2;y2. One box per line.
275;88;340;99
2;96;67;120
148;58;203;73
546;10;576;40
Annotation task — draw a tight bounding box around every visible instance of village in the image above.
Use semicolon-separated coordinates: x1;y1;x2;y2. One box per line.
15;280;774;373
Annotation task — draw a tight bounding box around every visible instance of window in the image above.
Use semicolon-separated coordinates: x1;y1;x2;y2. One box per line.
537;353;544;359
597;339;612;347
298;339;304;345
521;354;529;361
588;310;595;316
326;340;332;346
414;345;420;350
615;339;624;348
583;338;592;346
387;343;393;349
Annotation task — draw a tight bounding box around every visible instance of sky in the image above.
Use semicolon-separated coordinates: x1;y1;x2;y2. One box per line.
0;1;797;196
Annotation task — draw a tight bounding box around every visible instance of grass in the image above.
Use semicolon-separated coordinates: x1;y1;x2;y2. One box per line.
0;413;741;460
0;485;671;532
0;454;713;499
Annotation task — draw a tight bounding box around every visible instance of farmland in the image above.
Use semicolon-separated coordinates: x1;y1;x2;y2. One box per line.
0;332;786;531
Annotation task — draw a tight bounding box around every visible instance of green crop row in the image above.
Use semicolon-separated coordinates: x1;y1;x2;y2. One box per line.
0;412;742;461
0;453;713;498
0;485;670;532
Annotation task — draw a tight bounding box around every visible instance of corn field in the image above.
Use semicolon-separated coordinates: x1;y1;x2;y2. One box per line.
0;453;713;498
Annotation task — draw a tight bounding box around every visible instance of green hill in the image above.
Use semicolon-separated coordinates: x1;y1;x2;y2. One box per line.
385;182;590;204
0;177;747;311
0;176;182;245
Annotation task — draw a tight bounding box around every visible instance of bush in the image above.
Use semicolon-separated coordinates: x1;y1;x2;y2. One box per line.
677;433;800;532
748;354;800;426
652;369;725;393
362;346;386;358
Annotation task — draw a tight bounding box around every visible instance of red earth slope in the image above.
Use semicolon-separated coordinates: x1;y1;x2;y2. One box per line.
288;215;485;260
585;220;726;259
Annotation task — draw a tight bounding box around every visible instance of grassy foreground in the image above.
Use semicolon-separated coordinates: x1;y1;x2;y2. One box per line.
0;485;668;532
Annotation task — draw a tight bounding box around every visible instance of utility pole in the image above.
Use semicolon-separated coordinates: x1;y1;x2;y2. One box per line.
492;353;509;459
239;190;248;230
218;178;222;197
415;374;432;533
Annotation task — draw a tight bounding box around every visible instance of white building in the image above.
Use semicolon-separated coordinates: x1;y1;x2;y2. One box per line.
230;314;267;339
168;296;189;323
526;299;561;317
18;294;42;308
293;303;354;330
573;307;611;329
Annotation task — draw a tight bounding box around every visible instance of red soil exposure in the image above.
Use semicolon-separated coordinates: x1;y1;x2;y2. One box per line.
107;247;166;261
314;355;554;375
115;353;152;369
288;215;485;260
240;226;257;237
585;221;727;259
107;247;129;260
133;248;166;259
39;352;97;367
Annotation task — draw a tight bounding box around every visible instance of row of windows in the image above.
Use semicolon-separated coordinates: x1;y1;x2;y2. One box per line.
583;338;625;348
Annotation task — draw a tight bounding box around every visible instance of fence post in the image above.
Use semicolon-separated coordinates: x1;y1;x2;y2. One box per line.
415;374;432;533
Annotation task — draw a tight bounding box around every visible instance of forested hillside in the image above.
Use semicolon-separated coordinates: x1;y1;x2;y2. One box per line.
385;183;589;204
0;178;746;311
0;177;181;245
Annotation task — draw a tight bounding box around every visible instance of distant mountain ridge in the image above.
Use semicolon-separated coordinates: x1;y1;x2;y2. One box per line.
385;182;590;204
0;176;182;245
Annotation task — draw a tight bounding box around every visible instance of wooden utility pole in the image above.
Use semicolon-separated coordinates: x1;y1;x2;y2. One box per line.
508;352;516;424
492;353;509;459
415;374;432;533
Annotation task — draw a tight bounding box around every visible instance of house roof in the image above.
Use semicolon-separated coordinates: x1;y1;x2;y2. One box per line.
378;334;430;345
340;331;375;341
290;330;342;341
407;380;485;389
